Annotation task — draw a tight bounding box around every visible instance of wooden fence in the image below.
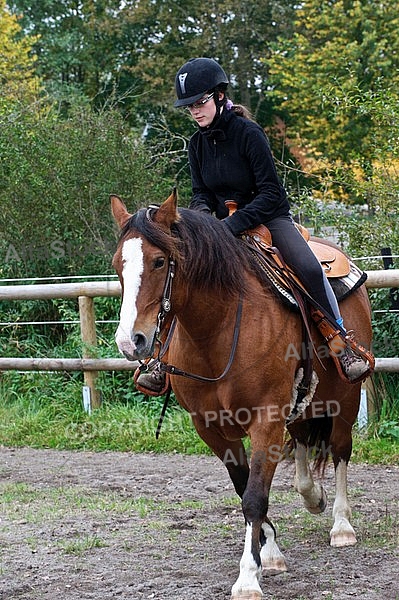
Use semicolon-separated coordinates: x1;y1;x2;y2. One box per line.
1;269;399;410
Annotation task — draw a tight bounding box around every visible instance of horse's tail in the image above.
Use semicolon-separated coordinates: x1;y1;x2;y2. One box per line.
285;413;333;475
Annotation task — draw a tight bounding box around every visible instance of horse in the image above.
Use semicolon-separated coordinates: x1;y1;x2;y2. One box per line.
110;189;373;600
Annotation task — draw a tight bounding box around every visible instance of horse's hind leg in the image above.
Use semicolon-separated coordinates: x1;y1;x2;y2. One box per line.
329;414;358;547
260;518;287;575
330;458;356;546
293;441;328;514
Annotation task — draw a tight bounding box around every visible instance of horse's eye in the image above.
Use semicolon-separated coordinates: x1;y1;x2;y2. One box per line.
154;257;166;269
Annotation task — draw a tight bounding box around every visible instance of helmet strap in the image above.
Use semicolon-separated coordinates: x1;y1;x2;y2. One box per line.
214;90;227;118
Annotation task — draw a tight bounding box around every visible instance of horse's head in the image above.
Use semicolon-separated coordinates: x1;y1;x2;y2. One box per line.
111;189;180;361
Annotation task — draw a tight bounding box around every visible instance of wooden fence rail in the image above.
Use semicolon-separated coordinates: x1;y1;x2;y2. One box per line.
0;357;138;371
1;269;398;410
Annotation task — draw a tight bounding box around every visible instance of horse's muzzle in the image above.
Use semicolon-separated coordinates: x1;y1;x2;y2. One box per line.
116;331;154;360
115;323;156;360
132;331;153;359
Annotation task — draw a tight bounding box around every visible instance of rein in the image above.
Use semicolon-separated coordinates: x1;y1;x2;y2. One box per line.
159;294;243;382
153;293;243;440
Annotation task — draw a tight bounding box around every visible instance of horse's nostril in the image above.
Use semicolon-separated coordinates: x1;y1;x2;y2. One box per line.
134;332;147;353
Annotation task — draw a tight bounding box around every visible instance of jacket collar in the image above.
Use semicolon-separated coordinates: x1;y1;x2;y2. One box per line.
198;108;234;141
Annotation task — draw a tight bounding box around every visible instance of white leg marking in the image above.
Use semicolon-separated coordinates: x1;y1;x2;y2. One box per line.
115;238;143;356
330;459;357;547
294;443;327;514
260;522;287;575
231;523;263;599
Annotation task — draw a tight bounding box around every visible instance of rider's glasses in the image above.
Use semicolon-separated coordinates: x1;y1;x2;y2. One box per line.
185;93;215;111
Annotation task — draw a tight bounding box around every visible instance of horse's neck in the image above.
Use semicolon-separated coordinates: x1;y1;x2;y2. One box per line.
176;290;235;340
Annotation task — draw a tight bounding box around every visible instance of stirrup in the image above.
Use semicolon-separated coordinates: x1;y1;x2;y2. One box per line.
311;309;375;384
333;332;374;384
338;345;370;383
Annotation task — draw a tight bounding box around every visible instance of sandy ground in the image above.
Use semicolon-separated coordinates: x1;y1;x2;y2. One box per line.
0;447;398;600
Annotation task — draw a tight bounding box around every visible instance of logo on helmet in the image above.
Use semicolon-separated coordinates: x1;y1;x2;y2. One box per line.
178;72;188;95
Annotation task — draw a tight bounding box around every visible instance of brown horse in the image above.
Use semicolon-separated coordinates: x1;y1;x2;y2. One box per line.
111;190;373;600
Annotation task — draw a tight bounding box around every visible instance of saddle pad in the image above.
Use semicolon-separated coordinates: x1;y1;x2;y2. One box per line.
242;232;364;309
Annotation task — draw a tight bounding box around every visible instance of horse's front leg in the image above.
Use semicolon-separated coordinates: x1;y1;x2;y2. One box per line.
330;458;356;546
190;419;265;598
231;433;287;600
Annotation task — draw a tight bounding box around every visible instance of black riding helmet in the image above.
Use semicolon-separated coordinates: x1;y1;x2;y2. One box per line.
174;58;229;108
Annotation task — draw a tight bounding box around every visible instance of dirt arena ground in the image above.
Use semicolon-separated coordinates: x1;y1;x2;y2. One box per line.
0;447;398;600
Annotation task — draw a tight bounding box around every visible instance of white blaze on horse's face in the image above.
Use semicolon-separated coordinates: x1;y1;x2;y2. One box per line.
115;237;144;360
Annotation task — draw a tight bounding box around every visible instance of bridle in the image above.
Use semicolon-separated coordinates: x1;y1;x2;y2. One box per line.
155;257;175;343
142;204;243;384
140;204;243;439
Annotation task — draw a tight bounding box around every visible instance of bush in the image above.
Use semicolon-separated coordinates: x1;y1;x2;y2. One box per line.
0;98;176;280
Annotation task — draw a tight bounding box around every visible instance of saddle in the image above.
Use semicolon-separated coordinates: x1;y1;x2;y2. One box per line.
240;221;374;385
247;222;351;280
241;220;368;308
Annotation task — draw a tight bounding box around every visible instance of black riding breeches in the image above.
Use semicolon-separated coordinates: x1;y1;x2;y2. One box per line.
266;215;340;321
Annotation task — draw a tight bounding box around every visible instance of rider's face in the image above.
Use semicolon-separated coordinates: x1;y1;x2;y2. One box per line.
187;92;222;127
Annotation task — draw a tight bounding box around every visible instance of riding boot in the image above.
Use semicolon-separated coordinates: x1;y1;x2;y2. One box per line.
311;309;374;384
330;336;371;382
136;362;167;394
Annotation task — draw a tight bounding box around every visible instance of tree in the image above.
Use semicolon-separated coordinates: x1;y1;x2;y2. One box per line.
265;0;399;198
9;0;125;100
9;0;297;125
0;0;41;104
0;99;175;279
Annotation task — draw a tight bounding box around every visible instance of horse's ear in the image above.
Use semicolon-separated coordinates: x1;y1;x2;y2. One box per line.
110;194;132;229
153;187;180;230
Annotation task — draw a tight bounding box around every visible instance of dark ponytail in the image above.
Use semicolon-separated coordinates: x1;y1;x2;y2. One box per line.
230;103;253;120
215;86;253;121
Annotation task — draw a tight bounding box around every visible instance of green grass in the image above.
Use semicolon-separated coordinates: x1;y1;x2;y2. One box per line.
0;482;153;523
0;482;238;536
58;535;108;555
0;370;209;454
0;481;222;525
351;432;399;464
0;370;398;463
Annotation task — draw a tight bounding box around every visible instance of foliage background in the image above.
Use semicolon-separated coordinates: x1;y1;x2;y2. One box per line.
0;0;398;452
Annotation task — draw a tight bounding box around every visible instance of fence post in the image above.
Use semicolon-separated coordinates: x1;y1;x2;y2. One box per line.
78;295;101;410
381;247;399;309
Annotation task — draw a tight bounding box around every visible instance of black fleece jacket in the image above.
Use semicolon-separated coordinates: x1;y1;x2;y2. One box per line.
188;108;290;235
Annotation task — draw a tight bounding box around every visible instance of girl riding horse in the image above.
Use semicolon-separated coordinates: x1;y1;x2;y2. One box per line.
138;57;371;394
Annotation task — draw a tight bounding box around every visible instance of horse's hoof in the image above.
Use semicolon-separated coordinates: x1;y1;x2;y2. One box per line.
262;556;288;576
330;531;357;547
305;486;327;514
231;593;263;600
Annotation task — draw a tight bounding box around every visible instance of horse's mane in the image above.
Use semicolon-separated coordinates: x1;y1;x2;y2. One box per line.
120;207;270;298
